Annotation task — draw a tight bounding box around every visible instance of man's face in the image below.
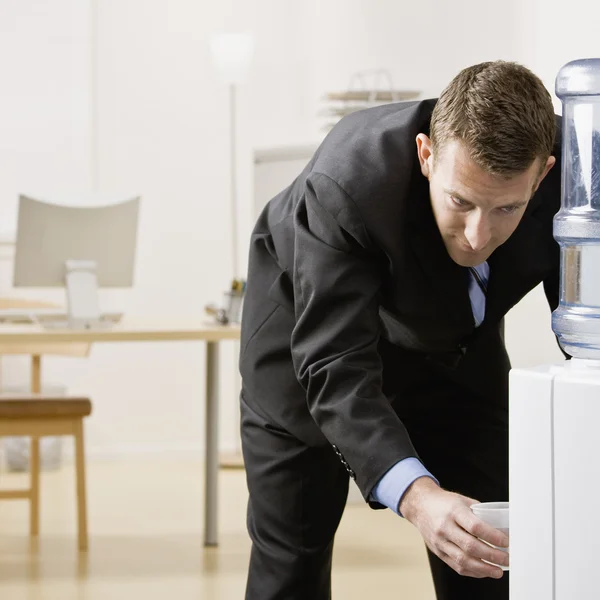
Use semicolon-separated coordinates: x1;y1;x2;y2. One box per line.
416;135;556;267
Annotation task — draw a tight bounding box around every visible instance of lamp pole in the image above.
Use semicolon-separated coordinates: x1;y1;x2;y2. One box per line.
229;83;238;277
209;32;254;468
209;32;254;277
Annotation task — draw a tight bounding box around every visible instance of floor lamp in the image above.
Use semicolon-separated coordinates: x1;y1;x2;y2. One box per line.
209;32;254;279
209;32;254;467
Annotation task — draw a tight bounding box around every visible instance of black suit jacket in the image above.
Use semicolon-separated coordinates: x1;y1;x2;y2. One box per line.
240;99;562;502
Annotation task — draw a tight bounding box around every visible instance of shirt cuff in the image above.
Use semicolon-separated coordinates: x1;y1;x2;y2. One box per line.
370;457;439;516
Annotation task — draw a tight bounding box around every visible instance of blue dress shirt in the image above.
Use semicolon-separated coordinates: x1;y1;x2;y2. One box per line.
370;262;489;514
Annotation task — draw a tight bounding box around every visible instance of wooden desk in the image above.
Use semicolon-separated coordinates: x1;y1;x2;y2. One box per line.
0;319;240;547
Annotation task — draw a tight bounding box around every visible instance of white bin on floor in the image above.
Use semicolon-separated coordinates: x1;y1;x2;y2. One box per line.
2;384;67;472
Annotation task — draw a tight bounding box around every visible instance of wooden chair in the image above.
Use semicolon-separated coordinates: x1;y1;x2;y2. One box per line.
0;298;93;551
0;395;92;551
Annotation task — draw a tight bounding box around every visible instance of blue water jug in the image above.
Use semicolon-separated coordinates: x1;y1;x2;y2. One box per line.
552;58;600;358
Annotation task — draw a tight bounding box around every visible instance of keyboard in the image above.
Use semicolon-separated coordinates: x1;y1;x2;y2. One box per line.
0;308;123;325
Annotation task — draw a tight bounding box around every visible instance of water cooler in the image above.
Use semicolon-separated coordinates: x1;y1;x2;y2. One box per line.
510;58;600;599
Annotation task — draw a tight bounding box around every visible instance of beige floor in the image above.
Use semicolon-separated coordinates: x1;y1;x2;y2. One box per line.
0;459;436;599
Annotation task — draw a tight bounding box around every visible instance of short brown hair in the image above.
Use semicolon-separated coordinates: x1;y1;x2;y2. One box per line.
430;61;556;176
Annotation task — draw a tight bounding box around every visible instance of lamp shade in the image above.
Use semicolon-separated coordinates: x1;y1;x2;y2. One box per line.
209;32;254;84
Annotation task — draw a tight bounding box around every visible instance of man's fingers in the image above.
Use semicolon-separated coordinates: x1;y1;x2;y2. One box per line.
461;495;480;507
448;523;509;568
438;541;505;579
454;505;509;548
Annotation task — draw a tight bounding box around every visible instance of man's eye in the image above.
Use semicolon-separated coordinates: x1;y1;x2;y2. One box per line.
500;206;519;215
451;196;467;207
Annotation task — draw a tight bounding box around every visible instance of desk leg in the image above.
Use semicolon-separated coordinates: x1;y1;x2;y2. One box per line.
204;341;219;547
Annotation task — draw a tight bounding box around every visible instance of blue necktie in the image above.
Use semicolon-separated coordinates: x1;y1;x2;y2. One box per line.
468;262;489;327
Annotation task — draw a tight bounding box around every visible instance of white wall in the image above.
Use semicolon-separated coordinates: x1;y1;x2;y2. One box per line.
0;0;93;229
0;0;574;461
526;0;600;111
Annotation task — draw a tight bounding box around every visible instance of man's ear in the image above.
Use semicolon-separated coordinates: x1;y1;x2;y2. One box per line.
533;155;556;193
416;134;434;178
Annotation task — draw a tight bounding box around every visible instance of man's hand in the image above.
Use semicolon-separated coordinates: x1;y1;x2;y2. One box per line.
399;477;509;579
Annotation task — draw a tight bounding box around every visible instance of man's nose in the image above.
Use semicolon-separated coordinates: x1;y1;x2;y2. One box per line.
464;212;492;251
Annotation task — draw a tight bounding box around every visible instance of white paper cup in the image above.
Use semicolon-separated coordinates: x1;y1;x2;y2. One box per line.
470;501;509;571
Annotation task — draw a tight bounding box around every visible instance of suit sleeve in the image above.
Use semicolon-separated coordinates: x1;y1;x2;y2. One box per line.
291;171;420;502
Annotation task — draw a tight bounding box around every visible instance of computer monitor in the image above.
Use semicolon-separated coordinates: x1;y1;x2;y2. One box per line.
13;195;140;329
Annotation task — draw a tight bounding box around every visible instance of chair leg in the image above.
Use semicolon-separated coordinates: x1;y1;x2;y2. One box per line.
30;437;40;536
74;419;88;552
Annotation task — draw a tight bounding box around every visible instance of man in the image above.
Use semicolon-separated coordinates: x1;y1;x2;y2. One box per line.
239;61;561;599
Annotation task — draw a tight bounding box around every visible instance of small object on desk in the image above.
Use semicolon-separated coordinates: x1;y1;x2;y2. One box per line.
225;279;245;323
204;304;229;325
205;279;246;325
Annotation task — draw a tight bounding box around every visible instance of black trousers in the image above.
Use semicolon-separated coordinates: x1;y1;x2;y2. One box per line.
241;388;509;600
